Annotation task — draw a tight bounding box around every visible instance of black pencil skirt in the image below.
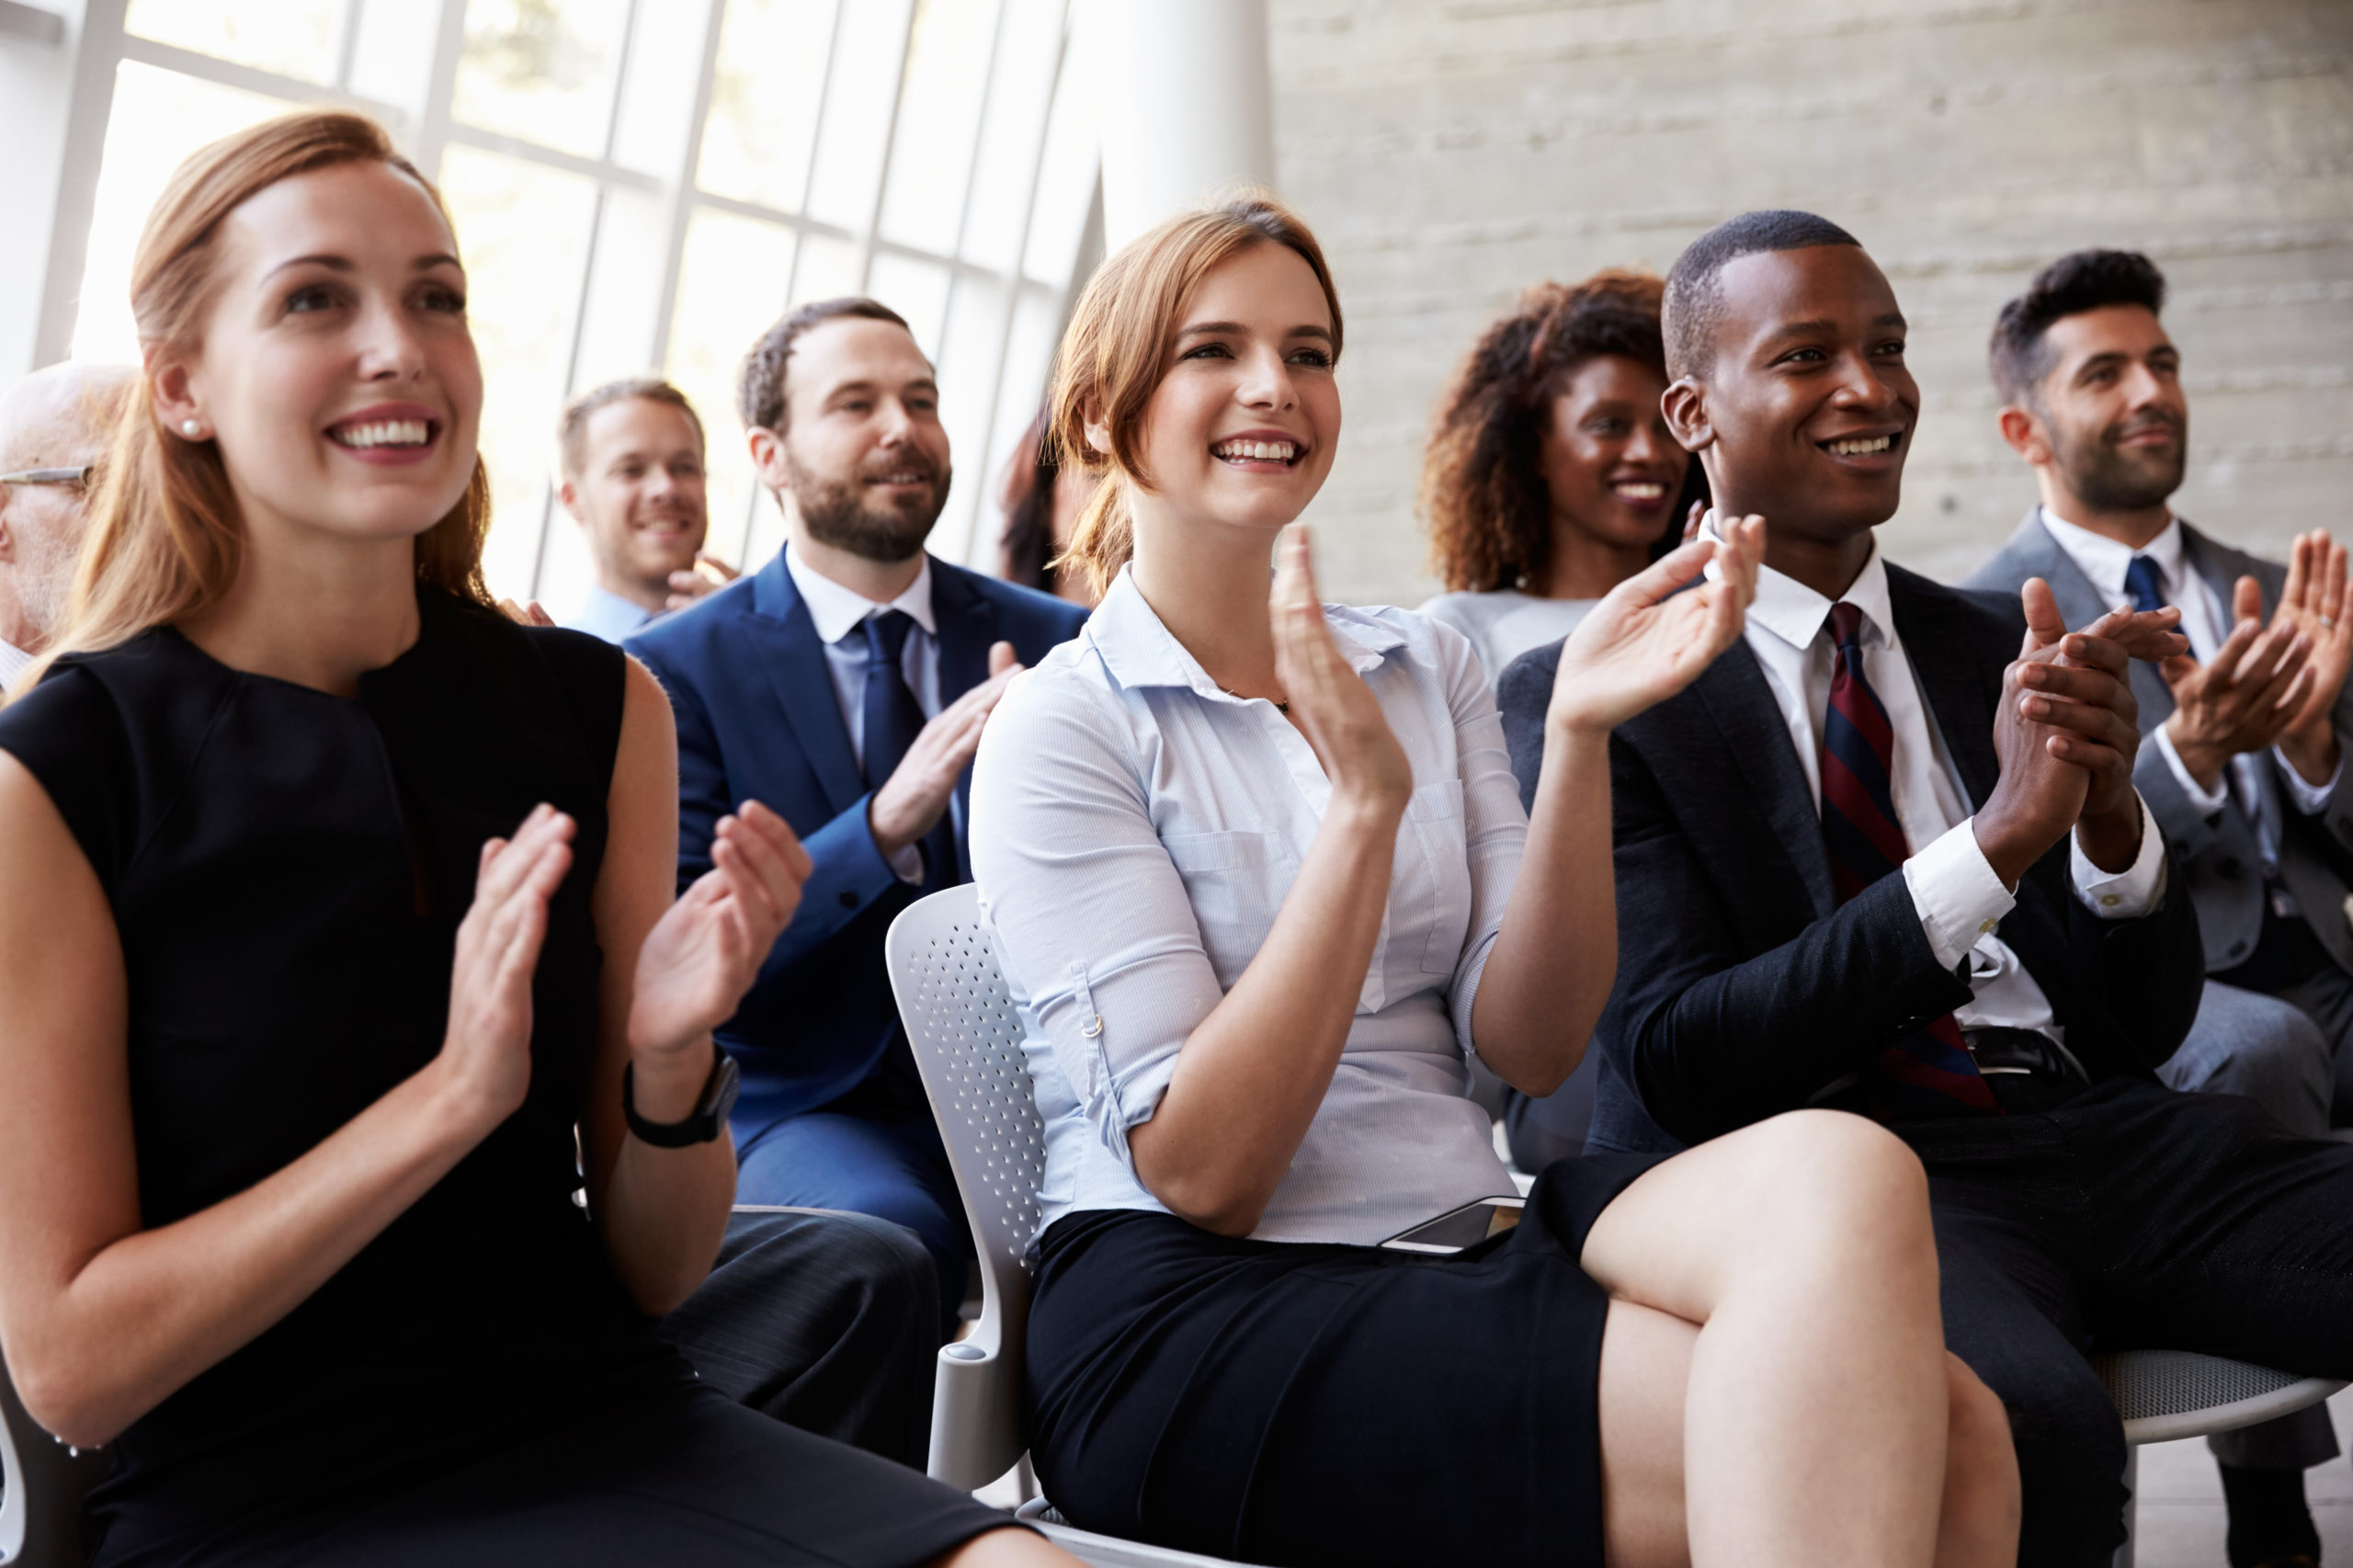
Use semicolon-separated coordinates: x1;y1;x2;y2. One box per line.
1025;1153;1667;1568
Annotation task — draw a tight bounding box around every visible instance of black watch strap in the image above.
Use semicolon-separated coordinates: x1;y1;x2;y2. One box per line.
623;1050;740;1148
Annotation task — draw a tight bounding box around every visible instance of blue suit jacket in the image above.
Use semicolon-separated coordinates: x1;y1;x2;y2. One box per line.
626;549;1087;1131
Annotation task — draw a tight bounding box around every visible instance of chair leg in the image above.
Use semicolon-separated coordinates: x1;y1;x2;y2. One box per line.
2113;1444;2139;1568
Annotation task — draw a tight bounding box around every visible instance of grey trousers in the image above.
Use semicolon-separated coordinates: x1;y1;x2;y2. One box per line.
2273;959;2353;1126
2157;980;2343;1471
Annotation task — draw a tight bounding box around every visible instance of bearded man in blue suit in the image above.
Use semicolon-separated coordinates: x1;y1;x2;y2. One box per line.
630;298;1086;1332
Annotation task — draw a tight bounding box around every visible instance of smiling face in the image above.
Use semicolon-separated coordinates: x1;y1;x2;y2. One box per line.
1539;353;1685;555
2022;304;2187;514
1666;244;1916;551
761;316;951;564
563;395;708;600
151;160;482;554
1108;241;1340;543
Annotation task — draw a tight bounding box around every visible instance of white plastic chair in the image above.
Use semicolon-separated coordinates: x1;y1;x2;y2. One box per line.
885;885;1264;1568
2095;1350;2344;1568
888;883;2345;1568
1;1356;108;1568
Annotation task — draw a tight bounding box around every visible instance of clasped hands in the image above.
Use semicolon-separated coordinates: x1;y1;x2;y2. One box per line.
1972;582;2185;890
2159;529;2347;792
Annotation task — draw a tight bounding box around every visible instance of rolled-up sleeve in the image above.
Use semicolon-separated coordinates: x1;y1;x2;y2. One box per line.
1436;623;1529;1058
970;671;1228;1175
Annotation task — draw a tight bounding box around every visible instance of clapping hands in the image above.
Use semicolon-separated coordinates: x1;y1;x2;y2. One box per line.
1544;513;1767;736
1268;528;1414;814
629;801;813;1062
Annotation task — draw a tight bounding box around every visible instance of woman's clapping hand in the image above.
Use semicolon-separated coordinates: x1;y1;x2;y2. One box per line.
628;801;813;1062
438;803;576;1128
1270;527;1413;814
1546;513;1766;735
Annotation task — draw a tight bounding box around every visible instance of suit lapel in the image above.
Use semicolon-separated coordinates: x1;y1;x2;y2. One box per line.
927;560;999;882
1889;568;2003;811
749;553;867;812
1693;644;1838;920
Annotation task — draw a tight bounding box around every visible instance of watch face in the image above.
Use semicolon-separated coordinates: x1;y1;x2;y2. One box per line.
708;1051;742;1129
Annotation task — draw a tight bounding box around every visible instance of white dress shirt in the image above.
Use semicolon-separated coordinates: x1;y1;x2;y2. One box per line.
1732;531;2165;1048
0;639;31;688
1415;589;1599;681
2038;509;2336;869
784;545;939;882
969;567;1521;1246
562;584;659;643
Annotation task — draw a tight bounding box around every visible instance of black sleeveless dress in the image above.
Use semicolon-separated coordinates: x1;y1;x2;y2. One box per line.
0;588;1010;1568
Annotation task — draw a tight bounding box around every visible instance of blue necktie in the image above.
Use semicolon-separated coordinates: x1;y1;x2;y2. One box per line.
2124;555;2165;616
858;610;958;891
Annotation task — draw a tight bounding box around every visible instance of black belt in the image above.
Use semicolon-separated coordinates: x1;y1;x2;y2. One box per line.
1961;1027;2088;1114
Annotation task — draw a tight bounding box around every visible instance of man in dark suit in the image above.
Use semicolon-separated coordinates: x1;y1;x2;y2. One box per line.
1497;211;2353;1568
630;298;1086;1335
1967;250;2353;1555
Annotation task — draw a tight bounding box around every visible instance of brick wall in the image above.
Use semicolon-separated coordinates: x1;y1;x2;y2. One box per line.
1270;0;2353;605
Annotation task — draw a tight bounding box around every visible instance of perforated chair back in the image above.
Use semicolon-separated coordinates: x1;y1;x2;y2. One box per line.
2;1356;108;1567
885;885;1047;1492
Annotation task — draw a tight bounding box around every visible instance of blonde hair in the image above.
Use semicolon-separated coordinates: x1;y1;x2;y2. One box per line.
1046;193;1344;600
17;108;490;697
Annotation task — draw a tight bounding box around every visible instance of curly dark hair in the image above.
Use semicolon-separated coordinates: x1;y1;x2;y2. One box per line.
1989;248;2166;406
1421;270;1698;595
734;296;912;434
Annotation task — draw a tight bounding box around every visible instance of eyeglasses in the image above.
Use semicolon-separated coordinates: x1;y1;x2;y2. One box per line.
0;467;96;489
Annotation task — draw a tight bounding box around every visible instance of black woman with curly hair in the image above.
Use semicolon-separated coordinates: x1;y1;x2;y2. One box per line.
1417;270;1705;679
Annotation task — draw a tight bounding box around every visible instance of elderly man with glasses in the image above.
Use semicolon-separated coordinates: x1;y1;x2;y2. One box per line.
0;362;134;682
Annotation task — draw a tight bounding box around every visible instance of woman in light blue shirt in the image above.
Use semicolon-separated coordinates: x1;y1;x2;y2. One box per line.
969;197;2017;1568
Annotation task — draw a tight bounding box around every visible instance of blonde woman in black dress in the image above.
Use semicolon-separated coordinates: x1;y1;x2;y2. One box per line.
0;110;1062;1568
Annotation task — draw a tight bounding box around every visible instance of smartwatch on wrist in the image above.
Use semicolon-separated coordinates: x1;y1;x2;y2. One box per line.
622;1048;740;1148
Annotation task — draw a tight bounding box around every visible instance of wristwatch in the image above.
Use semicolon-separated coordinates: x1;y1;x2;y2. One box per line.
623;1049;740;1148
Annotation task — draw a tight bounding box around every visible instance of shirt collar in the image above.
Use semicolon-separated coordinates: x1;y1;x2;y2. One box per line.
785;544;935;645
0;638;29;687
1723;512;1897;655
2038;506;2184;599
1086;564;1404;699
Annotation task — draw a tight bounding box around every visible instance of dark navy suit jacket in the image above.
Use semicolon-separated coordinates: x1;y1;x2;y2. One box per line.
626;549;1086;1133
1494;562;2204;1153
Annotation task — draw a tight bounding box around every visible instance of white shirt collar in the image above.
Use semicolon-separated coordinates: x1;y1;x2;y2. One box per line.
1086;564;1404;700
2038;506;2185;599
1743;528;1900;656
0;638;30;687
785;544;935;645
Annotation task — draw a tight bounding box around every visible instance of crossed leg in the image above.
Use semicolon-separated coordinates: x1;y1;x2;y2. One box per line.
1580;1110;2019;1568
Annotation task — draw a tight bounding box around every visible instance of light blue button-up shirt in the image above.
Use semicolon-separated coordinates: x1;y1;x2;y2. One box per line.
969;567;1523;1247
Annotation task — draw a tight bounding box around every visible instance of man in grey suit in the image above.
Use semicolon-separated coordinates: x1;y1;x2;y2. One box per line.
1969;247;2351;1567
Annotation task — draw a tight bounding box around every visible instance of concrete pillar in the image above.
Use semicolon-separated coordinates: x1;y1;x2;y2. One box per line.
1084;0;1274;252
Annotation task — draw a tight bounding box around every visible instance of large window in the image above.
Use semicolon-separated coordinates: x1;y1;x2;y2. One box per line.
57;0;1099;608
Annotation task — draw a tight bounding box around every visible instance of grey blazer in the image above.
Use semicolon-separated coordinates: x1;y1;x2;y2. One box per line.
1966;509;2353;975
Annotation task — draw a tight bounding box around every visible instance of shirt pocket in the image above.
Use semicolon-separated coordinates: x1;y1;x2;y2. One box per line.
1402;778;1472;975
1162;829;1293;983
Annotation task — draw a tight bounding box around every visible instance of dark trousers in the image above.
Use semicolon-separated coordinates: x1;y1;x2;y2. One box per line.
658;1209;941;1470
1898;1077;2353;1568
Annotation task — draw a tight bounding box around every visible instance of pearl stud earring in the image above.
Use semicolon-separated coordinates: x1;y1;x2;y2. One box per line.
181;420;203;438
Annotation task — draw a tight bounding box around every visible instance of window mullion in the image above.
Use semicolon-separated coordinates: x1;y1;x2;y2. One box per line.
853;3;921;296
410;0;470;178
644;0;728;372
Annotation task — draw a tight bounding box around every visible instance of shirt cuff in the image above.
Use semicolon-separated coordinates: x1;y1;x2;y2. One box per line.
2274;744;2342;815
2069;790;2165;919
1902;818;2018;972
887;840;925;883
2154;723;2231;817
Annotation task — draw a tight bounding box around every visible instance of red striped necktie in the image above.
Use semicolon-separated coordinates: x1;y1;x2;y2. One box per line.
1820;602;1999;1119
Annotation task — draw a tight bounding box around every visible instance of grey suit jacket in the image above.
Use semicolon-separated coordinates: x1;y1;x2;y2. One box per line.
1966;508;2353;974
